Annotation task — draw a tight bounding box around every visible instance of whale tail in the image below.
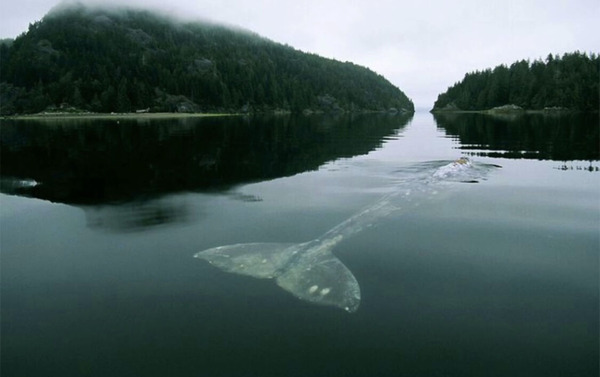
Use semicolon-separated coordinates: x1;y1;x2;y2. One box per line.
194;241;361;312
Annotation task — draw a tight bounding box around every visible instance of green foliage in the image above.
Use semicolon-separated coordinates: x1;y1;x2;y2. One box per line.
432;52;599;111
0;4;414;115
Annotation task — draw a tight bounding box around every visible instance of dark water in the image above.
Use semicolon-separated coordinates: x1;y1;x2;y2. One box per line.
1;112;598;376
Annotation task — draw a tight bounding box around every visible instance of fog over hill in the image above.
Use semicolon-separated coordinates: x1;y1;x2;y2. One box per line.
0;3;414;115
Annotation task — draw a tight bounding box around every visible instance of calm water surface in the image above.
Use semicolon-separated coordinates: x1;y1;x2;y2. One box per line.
1;112;598;376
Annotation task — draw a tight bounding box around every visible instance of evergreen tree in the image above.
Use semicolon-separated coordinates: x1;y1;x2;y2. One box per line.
433;52;599;111
0;3;414;115
116;78;131;112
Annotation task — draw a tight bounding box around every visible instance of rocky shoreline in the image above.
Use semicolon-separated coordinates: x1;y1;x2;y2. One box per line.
430;103;584;114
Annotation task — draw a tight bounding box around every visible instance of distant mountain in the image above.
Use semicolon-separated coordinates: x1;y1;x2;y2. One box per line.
431;52;599;112
0;3;414;115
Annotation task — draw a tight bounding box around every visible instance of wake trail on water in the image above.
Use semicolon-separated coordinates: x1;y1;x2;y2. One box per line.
195;158;500;312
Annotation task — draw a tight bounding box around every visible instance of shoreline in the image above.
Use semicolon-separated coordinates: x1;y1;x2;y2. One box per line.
430;107;597;115
1;112;241;121
2;109;415;121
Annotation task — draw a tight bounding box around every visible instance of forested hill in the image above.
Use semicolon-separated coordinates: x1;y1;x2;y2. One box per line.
0;4;414;116
432;52;599;112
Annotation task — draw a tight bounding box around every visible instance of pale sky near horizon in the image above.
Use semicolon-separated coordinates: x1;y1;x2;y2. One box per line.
1;0;598;108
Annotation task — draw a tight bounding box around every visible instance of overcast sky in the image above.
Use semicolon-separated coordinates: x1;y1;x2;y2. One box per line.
1;0;598;108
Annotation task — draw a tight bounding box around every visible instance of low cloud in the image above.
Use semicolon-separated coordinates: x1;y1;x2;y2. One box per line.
1;0;598;108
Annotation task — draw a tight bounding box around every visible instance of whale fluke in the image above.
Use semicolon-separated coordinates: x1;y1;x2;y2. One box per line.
195;239;361;312
194;242;298;279
195;159;500;313
275;238;361;313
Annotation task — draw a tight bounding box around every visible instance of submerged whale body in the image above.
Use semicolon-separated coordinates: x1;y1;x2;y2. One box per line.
195;158;499;313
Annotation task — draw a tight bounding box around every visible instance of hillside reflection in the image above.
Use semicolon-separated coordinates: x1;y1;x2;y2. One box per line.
0;113;411;205
433;112;599;161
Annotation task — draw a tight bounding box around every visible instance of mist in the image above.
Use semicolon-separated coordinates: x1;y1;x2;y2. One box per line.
1;0;598;108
